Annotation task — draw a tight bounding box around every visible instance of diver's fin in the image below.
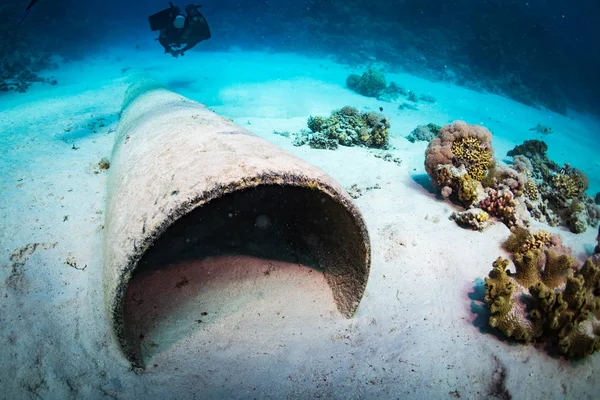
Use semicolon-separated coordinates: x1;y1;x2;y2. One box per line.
17;9;31;25
17;0;39;25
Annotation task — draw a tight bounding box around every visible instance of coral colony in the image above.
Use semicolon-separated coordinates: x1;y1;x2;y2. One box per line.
424;121;598;234
422;120;600;358
287;63;600;359
293;106;390;150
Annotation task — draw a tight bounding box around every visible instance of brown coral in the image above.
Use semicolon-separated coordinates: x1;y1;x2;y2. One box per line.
524;177;539;200
304;107;390;148
449;208;492;231
482;230;600;358
551;164;589;200
425;120;494;190
435;164;484;205
530;257;600;358
478;188;517;227
451;136;493;181
482;164;527;195
484;258;542;341
511;249;576;290
503;226;558;255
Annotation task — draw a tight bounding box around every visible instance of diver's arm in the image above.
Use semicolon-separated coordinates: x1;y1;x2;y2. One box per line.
157;32;174;53
177;41;198;54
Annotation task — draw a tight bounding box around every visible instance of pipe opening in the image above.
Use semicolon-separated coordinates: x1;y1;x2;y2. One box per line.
121;184;368;366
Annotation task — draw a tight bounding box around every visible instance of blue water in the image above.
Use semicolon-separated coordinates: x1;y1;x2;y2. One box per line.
4;0;600;113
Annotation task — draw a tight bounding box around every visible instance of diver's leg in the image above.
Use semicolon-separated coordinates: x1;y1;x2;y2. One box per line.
158;33;172;53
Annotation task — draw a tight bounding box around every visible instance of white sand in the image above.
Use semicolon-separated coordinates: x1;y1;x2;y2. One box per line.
0;49;599;399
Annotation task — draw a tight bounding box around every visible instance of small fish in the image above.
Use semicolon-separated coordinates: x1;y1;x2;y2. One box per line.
17;0;41;25
528;123;553;135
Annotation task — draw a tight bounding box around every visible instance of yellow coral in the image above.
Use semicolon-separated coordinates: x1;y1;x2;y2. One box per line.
529;257;600;358
485;242;600;357
540;249;578;289
476;210;490;222
552;172;586;198
451;136;492;181
524;178;539;200
513;249;544;289
484;258;542;341
525;230;552;252
558;319;600;358
504;227;552;255
512;248;573;290
457;174;479;204
484;258;514;315
307;115;325;133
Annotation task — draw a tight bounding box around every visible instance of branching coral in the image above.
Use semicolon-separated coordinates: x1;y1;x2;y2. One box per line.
524;177;539;200
478;188;518;227
435;164;483;205
507;140;596;233
504;226;551;253
527;163;595;233
359;111;390;147
483;227;600;358
503;226;558;255
307;116;325;133
529;257;600;358
552;164;589;200
427;122;595;234
451;136;493;181
484;257;542;341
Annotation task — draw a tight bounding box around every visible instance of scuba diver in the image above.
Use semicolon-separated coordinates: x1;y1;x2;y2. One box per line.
148;3;211;58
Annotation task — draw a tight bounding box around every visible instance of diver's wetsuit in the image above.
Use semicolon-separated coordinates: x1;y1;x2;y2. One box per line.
156;4;211;56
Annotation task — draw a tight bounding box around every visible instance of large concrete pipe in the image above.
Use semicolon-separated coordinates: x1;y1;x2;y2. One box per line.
103;79;371;367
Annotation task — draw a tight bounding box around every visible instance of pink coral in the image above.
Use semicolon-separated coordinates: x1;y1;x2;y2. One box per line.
479;188;518;227
483;163;528;195
424;120;494;190
512;155;534;174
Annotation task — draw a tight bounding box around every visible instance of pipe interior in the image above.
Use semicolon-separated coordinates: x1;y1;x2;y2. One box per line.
122;184;366;364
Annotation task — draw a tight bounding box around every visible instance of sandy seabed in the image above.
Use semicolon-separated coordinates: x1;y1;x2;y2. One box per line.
1;48;599;399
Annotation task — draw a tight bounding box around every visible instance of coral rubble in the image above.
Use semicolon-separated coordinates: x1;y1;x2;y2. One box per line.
298;106;390;149
450;208;492;232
